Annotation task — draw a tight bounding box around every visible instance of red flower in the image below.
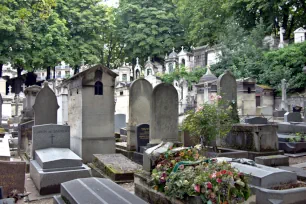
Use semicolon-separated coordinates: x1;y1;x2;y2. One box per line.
194;184;201;193
217;178;222;183
221;170;227;175
206;182;212;189
239;172;244;177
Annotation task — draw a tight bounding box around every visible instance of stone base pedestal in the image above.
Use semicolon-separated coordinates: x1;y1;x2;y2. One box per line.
30;160;91;195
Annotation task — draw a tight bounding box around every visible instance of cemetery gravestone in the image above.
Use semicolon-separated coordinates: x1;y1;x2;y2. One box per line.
136;124;149;152
0;138;10;160
33;81;59;125
245;117;268;124
217;70;238;120
114;114;126;133
31;124;70;159
21;85;41;123
284;112;303;122
18;120;34;154
150;83;178;144
127;79;152;150
0;161;25;197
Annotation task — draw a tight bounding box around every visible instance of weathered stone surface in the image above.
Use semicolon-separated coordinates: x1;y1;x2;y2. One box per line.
33;82;59;125
256;185;306;204
35;148;82;169
278;122;306;134
93;154;141;182
18;120;34;154
115;114;126;133
217;157;297;188
127;79;152;150
21;85;41;123
30;159;91;195
255;155;289;167
0;198;15;204
53;178;146;204
32;124;70;159
273;110;286;117
284;112;303;123
150;83;178;144
0;161;25;197
0;138;10;160
278;166;306;180
245;117;268;124
136;124;149;152
224;124;279;152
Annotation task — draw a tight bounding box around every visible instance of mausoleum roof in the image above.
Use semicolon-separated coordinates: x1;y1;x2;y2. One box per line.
198;67;217;84
68;64;118;81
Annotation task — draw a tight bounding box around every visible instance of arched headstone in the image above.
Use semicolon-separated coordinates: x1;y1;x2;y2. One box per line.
150;83;178;144
33;81;59;125
127;79;152;150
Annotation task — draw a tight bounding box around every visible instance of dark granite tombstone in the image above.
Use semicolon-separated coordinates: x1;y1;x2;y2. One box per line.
0;161;25;197
136;124;149;152
0;187;3;199
273;110;286;117
245;117;268;124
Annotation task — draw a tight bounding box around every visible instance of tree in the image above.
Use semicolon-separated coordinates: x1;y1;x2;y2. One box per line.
117;0;184;65
175;0;229;46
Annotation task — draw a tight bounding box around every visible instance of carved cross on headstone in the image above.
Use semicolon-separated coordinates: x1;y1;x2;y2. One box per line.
50;134;55;144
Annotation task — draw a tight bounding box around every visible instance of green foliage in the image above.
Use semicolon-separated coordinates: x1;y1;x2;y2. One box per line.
259;41;306;92
117;0;184;64
182;98;235;146
160;66;206;86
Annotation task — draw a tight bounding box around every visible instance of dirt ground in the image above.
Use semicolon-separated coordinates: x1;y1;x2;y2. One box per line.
289;156;306;165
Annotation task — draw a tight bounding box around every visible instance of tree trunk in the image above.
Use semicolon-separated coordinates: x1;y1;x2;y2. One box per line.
0;63;3;77
287;16;295;39
46;66;51;80
107;35;113;68
53;66;56;79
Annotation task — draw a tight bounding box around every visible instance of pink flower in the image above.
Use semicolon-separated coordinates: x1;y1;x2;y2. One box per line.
217;95;222;99
194;184;201;193
179;164;184;170
217;178;222;183
206;182;212;189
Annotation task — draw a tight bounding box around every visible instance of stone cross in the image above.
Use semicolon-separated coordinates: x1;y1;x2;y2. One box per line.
81;59;85;66
279;27;285;48
172;47;175;52
147;56;151;62
181;46;184;51
136;57;139;65
281;79;288;111
22;83;26;92
8;86;12;95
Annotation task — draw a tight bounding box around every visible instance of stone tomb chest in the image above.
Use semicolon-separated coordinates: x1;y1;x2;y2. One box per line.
30;124;91;195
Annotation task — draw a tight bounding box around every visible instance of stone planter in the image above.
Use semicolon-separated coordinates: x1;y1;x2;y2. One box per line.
256;186;306;204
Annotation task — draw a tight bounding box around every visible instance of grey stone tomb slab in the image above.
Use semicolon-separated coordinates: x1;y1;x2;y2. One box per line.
127;79;152;150
53;178;147;204
255;155;289;167
245;117;268;124
35;148;82;169
114;114;126;133
217;157;297;188
32;124;70;159
150;83;178;144
33;81;59;125
284;112;302;122
30;147;91;195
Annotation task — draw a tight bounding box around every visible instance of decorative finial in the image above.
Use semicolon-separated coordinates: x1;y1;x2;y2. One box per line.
148;56;151;62
165;53;168;59
8;85;12;95
205;65;213;75
181;46;184;51
136;57;139;65
43;81;49;87
172;47;175;52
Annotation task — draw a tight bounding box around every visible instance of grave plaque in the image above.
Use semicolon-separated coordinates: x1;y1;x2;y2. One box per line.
136;124;149;152
32;124;70;159
0;161;25;197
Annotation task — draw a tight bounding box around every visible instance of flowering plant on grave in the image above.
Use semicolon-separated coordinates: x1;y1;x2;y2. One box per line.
151;147;202;192
181;95;236;147
151;154;251;204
